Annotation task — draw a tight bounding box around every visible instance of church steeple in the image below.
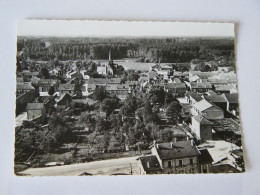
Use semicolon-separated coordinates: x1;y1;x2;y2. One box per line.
108;48;113;65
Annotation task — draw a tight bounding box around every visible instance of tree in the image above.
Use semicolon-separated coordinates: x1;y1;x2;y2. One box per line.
166;101;182;125
101;98;119;116
48;86;55;95
39;67;50;79
91;87;107;102
149;87;166;105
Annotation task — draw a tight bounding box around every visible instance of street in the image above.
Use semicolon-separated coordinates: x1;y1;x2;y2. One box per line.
19;156;140;176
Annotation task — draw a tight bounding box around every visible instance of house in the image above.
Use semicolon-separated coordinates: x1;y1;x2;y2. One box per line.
85;78;122;93
193;99;224;120
58;84;75;96
22;71;39;79
214;84;237;94
137;155;163;175
210;118;241;144
56;93;72;110
138;140;214;174
223;93;239;117
204;94;227;111
39;95;56;114
157;69;171;79
16;89;35;116
191;115;213;141
185;92;203;105
189;75;201;82
173;71;189;78
189;71;217;80
26;103;46;120
164;83;186;96
16;82;35;97
37;79;58;92
189;82;212;93
106;84;130;100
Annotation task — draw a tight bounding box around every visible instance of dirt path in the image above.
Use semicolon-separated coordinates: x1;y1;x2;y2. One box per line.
19;156;140;176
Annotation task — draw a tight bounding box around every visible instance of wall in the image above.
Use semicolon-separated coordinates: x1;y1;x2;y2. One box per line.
191;117;201;140
162;156;199;174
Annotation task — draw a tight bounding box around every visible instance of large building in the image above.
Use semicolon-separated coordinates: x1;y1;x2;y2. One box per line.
137;140;213;175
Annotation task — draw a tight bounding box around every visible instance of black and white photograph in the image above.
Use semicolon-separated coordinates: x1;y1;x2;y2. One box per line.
15;20;245;176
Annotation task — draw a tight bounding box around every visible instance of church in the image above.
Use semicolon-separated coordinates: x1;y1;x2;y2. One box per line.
96;49;114;75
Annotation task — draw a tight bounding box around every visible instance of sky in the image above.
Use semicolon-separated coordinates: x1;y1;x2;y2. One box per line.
17;20;234;37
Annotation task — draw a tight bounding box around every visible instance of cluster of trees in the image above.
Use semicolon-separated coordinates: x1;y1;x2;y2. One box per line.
17;37;235;64
194;62;218;72
15;112;76;163
78;85;183;152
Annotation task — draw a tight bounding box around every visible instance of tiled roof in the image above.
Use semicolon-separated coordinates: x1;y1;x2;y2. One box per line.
215;84;236;91
224;93;238;104
173;72;189;77
137;155;162;172
210;118;241;135
87;78;121;85
165;83;186;89
193;115;212;125
173;78;182;83
205;94;226;103
106;84;129;91
190;71;217;78
26;103;44;110
17;82;34;90
185;92;203;102
58;84;75;91
156;141;200;160
190;82;212;89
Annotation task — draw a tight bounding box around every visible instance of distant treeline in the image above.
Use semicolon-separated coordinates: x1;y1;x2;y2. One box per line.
17;37;234;64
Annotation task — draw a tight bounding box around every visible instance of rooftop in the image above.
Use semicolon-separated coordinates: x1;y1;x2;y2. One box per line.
165;83;186;89
193;115;212;125
185;92;203;102
156;140;200;160
198;149;214;164
205;94;226;103
224;93;238;104
137;155;162;172
26;103;44;110
17;82;34;90
58;84;75;91
210;118;241;135
193;99;216;112
190;82;212;89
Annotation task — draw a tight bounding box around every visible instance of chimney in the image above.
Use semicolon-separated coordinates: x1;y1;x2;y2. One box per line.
191;140;194;146
170;142;173;148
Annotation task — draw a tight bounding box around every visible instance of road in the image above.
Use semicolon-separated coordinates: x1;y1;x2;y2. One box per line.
19;156;140;176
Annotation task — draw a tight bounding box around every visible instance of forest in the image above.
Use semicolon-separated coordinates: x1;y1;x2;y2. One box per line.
17;36;235;65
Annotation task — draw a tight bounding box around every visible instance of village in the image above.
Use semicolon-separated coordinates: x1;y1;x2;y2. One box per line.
15;38;244;176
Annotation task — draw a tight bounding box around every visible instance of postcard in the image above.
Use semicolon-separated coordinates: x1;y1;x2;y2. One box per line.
15;20;244;176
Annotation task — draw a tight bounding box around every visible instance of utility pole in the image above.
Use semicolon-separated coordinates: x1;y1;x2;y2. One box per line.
129;163;133;175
